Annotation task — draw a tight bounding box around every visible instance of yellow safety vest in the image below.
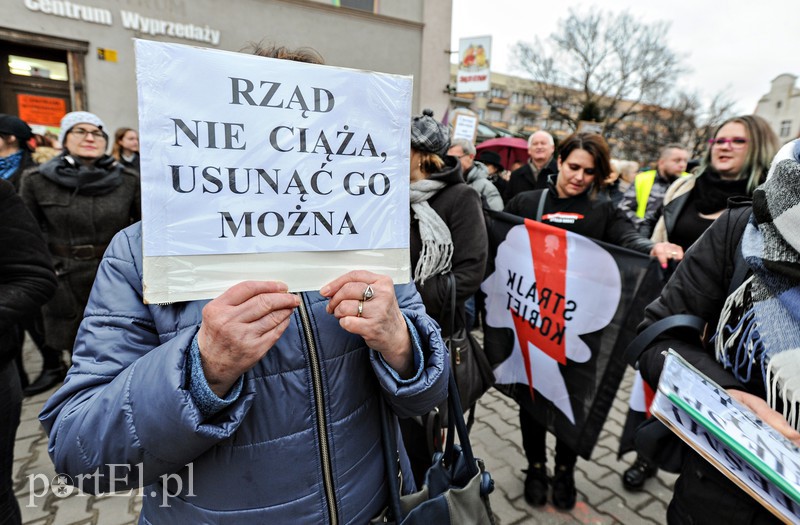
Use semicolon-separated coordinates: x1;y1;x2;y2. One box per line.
633;170;691;218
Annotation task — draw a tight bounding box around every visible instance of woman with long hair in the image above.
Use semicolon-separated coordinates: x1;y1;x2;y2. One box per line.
638;140;800;524
111;127;140;172
504;132;682;510
644;115;779;250
623;115;779;492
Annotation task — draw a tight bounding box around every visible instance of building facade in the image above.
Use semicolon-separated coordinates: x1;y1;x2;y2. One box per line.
2;0;452;135
754;73;800;143
448;65;677;163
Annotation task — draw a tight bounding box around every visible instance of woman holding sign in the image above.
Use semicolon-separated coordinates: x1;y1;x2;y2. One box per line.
38;45;449;525
637;140;800;524
504;132;684;510
19;111;140;395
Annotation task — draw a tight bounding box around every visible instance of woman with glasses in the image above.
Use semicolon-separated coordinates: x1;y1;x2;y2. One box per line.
19;111;140;396
642;115;778;251
622;115;779;493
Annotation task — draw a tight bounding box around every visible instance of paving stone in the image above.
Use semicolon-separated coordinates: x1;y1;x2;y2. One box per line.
637;497;668;524
15;416;47;440
48;493;95;523
16;493;51;523
574;469;615;507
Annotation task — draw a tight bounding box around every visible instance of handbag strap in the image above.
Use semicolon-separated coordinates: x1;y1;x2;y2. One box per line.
535;190;547;222
445;272;457;337
624;314;706;368
379;397;404;522
379;374;480;522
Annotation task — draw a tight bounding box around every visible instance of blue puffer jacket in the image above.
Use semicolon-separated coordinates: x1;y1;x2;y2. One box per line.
40;223;449;524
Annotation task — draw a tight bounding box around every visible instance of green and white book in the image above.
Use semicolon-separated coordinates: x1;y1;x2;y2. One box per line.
652;350;800;525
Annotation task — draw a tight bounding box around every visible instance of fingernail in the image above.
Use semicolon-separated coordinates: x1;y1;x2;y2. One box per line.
661;263;668;269
277;281;289;292
320;286;330;296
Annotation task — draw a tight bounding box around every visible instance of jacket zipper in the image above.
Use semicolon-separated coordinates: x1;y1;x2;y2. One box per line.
297;294;339;525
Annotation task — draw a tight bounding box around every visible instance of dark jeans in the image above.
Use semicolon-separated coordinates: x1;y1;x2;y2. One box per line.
519;405;577;468
0;359;23;525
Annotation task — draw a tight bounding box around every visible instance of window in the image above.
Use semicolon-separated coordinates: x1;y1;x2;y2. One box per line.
487;109;503;121
780;120;792;137
491;88;505;98
777;101;783;109
8;55;68;81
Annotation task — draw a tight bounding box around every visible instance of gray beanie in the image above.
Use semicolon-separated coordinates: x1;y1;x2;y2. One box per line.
410;109;450;157
58;111;107;145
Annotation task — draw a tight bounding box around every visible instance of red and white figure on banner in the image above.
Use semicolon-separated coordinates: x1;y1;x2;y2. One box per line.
629;371;655;418
482;218;621;423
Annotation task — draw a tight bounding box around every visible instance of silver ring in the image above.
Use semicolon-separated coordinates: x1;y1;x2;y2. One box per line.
363;285;374;301
357;300;363;317
670;251;677;257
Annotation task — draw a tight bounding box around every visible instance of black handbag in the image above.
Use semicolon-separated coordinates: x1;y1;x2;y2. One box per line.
442;273;495;416
371;373;496;524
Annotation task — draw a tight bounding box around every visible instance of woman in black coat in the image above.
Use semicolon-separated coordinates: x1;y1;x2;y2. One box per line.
0;178;57;525
504;133;683;510
19;111;140;395
638;140;800;525
400;110;488;486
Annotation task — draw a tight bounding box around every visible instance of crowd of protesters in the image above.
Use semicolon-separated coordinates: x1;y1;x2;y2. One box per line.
2;43;799;523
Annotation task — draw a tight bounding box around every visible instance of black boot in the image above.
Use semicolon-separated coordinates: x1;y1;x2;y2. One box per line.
23;362;67;396
551;464;576;510
523;463;548;506
622;455;657;492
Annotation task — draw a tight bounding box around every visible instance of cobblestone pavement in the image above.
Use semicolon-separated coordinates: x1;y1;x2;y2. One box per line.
14;332;676;524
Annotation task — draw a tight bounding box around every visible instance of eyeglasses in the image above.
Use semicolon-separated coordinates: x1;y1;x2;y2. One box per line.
708;137;748;149
69;128;106;140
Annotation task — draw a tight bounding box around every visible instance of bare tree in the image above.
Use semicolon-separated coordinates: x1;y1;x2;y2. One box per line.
513;8;683;135
605;91;736;165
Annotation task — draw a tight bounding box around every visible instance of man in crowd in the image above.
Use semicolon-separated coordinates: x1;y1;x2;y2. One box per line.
618;144;689;232
448;138;503;211
503;130;557;201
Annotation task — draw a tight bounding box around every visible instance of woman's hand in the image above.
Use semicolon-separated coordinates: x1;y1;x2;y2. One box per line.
197;281;300;397
321;270;414;379
650;242;684;269
728;389;800;446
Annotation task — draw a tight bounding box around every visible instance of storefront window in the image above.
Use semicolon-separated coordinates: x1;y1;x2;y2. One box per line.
8;55;68;81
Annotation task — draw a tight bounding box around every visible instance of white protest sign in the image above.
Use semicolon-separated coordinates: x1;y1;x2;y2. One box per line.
135;40;412;303
456;35;491;93
452;112;478;143
653;351;800;524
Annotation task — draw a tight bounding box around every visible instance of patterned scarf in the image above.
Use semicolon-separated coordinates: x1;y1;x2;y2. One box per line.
715;151;800;429
0;150;23;180
409;179;453;284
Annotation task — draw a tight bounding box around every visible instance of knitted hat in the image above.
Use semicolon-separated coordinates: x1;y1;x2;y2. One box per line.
58;111;107;145
0;114;33;143
476;150;504;170
410;109;449;157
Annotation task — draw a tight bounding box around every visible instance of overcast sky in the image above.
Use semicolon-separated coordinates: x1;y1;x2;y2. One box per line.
450;0;797;114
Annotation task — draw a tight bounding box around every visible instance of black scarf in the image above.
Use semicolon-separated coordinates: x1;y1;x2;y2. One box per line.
39;154;123;196
693;167;749;214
